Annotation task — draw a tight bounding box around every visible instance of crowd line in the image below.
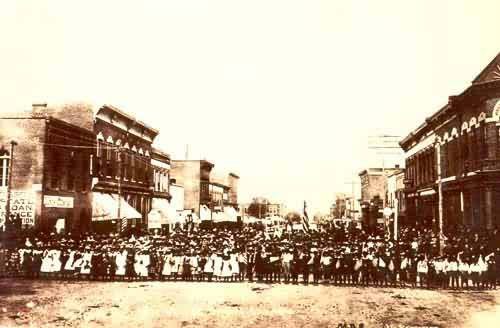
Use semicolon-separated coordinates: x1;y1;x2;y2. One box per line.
1;224;499;290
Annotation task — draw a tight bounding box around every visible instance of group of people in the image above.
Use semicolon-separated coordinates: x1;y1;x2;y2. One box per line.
1;223;499;290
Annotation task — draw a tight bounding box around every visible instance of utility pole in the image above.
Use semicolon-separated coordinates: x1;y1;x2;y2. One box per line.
116;146;123;234
344;180;360;220
5;141;17;234
436;139;444;255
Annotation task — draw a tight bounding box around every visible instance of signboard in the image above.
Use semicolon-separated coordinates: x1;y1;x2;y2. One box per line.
148;210;162;229
43;195;74;208
0;190;36;227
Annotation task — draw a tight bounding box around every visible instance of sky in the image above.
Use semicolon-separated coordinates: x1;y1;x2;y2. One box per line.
0;0;499;214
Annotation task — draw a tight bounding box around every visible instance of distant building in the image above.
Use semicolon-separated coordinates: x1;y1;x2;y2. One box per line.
386;169;406;228
359;166;402;229
171;160;240;223
267;203;285;217
147;148;172;231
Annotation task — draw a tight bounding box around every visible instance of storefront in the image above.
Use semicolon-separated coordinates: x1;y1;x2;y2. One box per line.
91;192;142;234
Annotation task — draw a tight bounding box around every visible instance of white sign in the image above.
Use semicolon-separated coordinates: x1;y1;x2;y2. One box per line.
0;190;36;227
148;211;162;229
43;195;74;208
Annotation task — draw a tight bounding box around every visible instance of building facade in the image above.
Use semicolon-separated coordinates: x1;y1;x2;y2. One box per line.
171;160;240;223
92;105;159;232
266;203;285;217
359;167;401;229
400;52;500;232
170;160;215;220
386;169;406;228
0;103;95;233
147;148;172;231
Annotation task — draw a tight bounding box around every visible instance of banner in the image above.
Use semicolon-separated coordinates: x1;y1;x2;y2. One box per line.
0;190;36;227
44;195;74;208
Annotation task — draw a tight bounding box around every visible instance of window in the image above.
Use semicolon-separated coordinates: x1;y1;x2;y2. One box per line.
130;155;135;181
123;152;129;180
67;151;75;191
51;150;61;189
480;124;488;159
462;132;469;170
0;149;10;187
470;128;478;161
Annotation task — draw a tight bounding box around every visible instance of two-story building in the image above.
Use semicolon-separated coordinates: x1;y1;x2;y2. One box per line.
400;52;500;231
0;103;95;233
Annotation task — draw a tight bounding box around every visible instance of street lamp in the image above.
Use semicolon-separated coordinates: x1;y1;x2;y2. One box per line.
5;141;18;232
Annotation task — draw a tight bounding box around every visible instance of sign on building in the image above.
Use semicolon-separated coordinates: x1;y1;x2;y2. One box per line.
43;195;74;208
0;190;36;227
148;211;162;229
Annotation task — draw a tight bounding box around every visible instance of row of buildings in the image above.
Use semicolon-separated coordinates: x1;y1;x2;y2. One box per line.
0;103;240;234
354;51;500;233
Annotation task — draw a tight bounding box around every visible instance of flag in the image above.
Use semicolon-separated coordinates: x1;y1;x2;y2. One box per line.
302;201;310;234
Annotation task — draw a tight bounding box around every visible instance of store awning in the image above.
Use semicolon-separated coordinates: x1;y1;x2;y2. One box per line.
92;192;142;222
149;198;177;225
212;207;237;223
223;206;238;222
200;204;212;221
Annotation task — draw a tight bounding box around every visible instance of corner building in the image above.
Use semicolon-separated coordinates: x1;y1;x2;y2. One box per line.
400;52;500;232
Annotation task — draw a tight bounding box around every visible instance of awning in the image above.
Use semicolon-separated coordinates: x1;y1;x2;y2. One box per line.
200;204;212;221
223;206;238;222
213;207;236;223
148;198;177;225
92;192;142;222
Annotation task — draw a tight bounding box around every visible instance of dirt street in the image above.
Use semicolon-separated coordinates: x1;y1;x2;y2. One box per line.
1;279;499;328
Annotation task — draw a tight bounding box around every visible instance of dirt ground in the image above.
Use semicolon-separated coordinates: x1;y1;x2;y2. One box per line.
0;279;499;328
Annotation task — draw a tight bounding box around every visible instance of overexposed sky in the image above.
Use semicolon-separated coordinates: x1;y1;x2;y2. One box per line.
0;0;499;214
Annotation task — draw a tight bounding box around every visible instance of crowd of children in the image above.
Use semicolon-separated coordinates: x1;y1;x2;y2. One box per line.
1;224;499;289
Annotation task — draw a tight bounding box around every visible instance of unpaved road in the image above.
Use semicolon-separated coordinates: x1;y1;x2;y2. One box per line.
1;279;499;327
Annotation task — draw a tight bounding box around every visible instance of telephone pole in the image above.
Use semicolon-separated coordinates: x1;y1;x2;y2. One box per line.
344;180;360;220
116;146;124;234
5;141;17;234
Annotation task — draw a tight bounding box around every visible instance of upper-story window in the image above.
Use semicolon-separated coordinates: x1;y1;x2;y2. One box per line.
0;148;10;188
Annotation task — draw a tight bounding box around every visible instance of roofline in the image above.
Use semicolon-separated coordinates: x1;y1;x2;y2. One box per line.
152;147;171;160
172;159;215;168
472;52;500;84
98;104;160;136
399;102;451;150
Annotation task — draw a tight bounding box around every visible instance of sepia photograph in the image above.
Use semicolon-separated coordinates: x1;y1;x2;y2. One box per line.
1;1;500;327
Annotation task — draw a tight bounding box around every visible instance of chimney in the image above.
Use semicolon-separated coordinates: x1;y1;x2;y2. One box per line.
32;103;48;117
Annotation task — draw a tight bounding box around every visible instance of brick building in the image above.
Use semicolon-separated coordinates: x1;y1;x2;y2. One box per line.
359;167;401;229
400;52;500;231
92;104;159;232
147;148;172;231
0;103;95;233
170;160;240;223
170;160;215;221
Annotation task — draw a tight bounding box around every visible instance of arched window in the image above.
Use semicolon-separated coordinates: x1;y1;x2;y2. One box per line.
0;148;10;187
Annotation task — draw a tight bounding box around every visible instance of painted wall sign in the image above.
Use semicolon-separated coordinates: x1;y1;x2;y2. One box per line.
0;190;36;227
43;195;74;208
